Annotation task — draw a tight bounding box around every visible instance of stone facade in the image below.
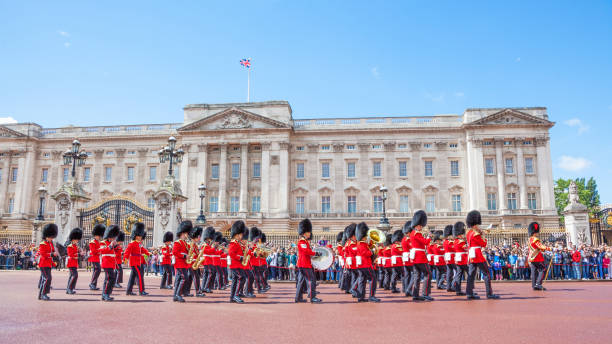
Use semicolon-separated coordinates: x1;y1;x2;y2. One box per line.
0;101;558;234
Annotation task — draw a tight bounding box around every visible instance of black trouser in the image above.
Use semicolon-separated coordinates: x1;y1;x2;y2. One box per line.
411;263;432;297
383;267;392;289
115;264;123;284
530;261;546;288
90;262;101;287
253;266;264;290
174;267;189;297
357;268;377;299
191;268;202;293
222;267;229;286
244;268;255;294
435;265;447;288
296;267;317;300
403;266;412;294
391;266;402;291
467;262;493;296
378;267;384;288
126;265;145;293
183;269;193;295
230;268;247;300
201;265;209;289
160;264;173;288
67;267;78;291
39;267;52;298
340;268;351;291
446;263;456;291
453;264;468;292
350;269;358;293
203;265;216;290
103;268;116;296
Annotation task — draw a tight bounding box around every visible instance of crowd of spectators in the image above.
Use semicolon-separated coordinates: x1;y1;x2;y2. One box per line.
0;242;38;270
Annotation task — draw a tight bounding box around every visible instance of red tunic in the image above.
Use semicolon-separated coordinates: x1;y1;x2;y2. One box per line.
443;239;455;265
228;239;243;269
354;241;373;269
66;243;79;268
38;241;55;268
88;239;100;263
173;239;190;269
390;243;404;268
466;229;487;264
296;238;315;269
344;241;356;269
123;241;146;267
432;244;446;266
139;245;150;266
161;244;172;265
383;246;392;268
100;240;117;269
220;251;228;268
114;245;123;267
409;231;430;264
212;247;221;267
454;239;468;265
529;237;549;263
401;236;412;266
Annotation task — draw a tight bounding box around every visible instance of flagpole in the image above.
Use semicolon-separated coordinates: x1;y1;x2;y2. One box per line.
247;68;250;102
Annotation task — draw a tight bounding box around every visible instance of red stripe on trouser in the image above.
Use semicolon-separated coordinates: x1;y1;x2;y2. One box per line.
135;266;143;291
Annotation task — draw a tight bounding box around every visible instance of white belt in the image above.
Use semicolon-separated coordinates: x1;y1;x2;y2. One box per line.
469;246;482;259
434;255;444;264
356;256;363;266
444;252;452;262
391;256;401;265
427;254;433;262
101;254;115;257
410;248;425;260
346;257;353;265
402;251;410;262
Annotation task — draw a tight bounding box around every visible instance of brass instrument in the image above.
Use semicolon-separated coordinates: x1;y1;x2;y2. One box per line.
256;246;273;259
241;243;251;266
366;229;386;257
185;241;196;265
192;243;205;270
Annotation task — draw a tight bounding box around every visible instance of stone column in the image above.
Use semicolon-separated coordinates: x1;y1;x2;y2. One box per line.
307;144;319;211
383;142;395;211
516;144;528;209
0;150;13;215
409;143;422;209
92;149;104;198
536;137;555;211
333;144;345;213
495;140;506;210
466;139;485;211
260;143;270;214
12;151;26;217
218;143;228;213
18;148;36;215
278;142;290;217
239;143;249;213
196;144;208;211
114;149;126;195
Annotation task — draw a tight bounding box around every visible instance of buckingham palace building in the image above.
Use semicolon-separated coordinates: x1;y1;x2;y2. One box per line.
0;100;559;238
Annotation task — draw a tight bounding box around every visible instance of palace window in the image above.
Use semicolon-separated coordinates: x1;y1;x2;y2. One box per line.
483;141;493;146
211;164;219;179
8;198;14;214
373;195;383;213
398;161;407;177
424;143;432;148
399;195;410;212
321;163;330;178
504;140;512;146
149;166;157;181
451;194;461;212
127;150;136;155
11;167;18;182
321;196;331;213
252;162;261;178
63;168;69;182
525;157;534;174
485;158;495;175
347;162;356;178
296;163;305;179
127;167;135;181
104;167;112;182
230;197;239;212
450;160;459;177
487;193;497;210
528;193;537;210
347;196;357;213
424;161;433;177
296;196;305;214
425;195;435;212
231;163;240;179
84;167;91;182
321;145;330;151
296;146;305;151
106;151;114;156
41;168;48;183
209;197;218;212
505;158;514;174
507;193;517;210
0;168;3;182
372;144;382;149
251;196;261;212
398;144;407;149
523;140;533;145
346;145;356;150
449;143;458;148
147;198;155;209
373;161;382;177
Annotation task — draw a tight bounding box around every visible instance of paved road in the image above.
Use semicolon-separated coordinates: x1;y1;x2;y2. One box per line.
1;270;611;344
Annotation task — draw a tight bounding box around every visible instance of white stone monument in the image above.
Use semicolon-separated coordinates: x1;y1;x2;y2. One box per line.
152;175;187;247
563;181;591;246
51;180;90;243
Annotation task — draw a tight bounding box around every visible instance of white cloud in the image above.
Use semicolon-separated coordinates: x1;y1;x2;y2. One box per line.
515;57;521;62
0;116;18;124
371;66;380;79
64;42;71;48
424;92;444;103
563;118;589;134
558;155;592;172
454;92;464;98
58;31;69;37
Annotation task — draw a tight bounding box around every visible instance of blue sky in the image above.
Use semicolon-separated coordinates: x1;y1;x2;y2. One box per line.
1;1;611;203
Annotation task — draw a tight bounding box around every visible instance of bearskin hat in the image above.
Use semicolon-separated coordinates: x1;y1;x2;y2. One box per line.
336;231;344;244
391;230;403;244
249;227;261;242
355;222;369;241
190;226;203;239
42;223;58;239
453;221;465;237
261;232;267;243
385;234;392;246
163;231;174;243
104;224;120;240
345;223;357;239
117;231;125;242
402;221;413;234
230;220;246;238
68;228;83;241
528;222;540;236
298;219;313;236
411;210;427;228
177;220;193;235
214;231;224;244
443;225;454;238
466;210;482;228
203;226;215;240
432;232;442;242
92;223;106;237
131;222;146;240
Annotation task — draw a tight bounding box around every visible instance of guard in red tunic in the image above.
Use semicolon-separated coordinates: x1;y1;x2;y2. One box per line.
528;222;551;291
452;222;468;295
66;227;83;295
100;225;120;301
201;226;217;294
295;219;322;303
335;231;345;290
114;231;125;289
353;222;379;302
381;238;392;290
401;221;413;296
431;233;447;290
260;233;270;290
344;223;358;297
465;210;499;300
339;227;351;293
211;232;225;290
88;223;105;290
124;222;149;296
241;226;256;298
249;227;266;293
390;230;404;293
228;220;248;303
409;210;433;301
38;224;59;301
160;231;174;289
172;221;193;302
442;225;456;293
219;238;229;289
187;226;204;297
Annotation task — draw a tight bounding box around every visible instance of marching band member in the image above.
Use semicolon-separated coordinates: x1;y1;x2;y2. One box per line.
382;237;392;290
38;224;58;301
432;233;447;290
344;223;358;297
100;225;120;301
201;226;216;294
245;227;261;295
88;223;105;291
249;227;266;293
240;226;256;298
228;220;248;303
340;227;352;293
220;238;229;289
390;230;404;294
260;233;270;290
295;219;322;303
172;221;193;302
336;231;344;290
409;210;433;301
452;222;468;295
443;225;456;293
160;231;174;289
528;222;552;291
124;222;149;296
354;222;380;303
189;226;205;297
114;231;125;289
66;227;83;295
401;221;413;296
212;232;226;290
465;210;499;300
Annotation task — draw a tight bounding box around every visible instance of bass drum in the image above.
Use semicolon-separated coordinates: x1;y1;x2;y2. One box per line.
311;246;334;271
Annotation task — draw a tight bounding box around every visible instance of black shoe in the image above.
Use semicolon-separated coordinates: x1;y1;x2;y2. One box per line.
357;298;369;302
437;286;447;290
244;293;256;298
126;291;136;296
456;291;466;296
533;286;543;291
423;295;434;301
139;291;149;296
368;296;381;303
89;284;99;291
105;295;114;301
467;294;480;300
184;293;194;297
310;297;322;303
237;293;246;298
66;289;71;294
231;296;244;303
203;288;212;293
294;298;307;303
114;284;122;288
412;296;426;301
173;296;185;302
486;294;500;299
391;289;400;294
196;293;206;298
405;291;413;297
40;294;50;301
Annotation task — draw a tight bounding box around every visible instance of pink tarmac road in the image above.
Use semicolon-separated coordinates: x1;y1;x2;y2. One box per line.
1;270;611;344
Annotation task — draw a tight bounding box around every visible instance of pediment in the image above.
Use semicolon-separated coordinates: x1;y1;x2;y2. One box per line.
178;107;291;132
0;126;26;138
396;185;413;193
466;109;552;127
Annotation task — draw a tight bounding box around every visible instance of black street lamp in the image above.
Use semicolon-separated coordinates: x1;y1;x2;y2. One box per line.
379;186;389;226
63;139;88;179
196;183;207;224
158;136;184;177
36;185;47;221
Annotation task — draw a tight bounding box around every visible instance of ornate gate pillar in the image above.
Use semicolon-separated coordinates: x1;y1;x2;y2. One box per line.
563;181;591;246
153;175;187;247
51;181;90;243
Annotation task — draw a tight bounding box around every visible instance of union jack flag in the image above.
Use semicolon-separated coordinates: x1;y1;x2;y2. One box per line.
239;58;251;68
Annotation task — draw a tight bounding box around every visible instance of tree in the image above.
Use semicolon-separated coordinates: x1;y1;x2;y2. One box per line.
554;177;601;217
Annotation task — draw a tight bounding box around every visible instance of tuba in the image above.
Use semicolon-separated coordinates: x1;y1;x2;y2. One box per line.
367;229;386;247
